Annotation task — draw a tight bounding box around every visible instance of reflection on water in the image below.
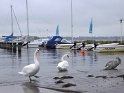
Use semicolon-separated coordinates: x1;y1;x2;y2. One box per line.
3;48;99;68
86;51;98;65
71;50;98;66
57;71;69;77
0;48;124;82
22;82;40;93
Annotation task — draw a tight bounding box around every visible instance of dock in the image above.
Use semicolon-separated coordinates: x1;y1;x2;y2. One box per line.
0;42;23;53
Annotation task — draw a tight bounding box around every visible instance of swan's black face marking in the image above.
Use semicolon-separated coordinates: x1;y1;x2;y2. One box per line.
116;57;121;64
67;55;69;58
37;48;40;52
36;48;41;55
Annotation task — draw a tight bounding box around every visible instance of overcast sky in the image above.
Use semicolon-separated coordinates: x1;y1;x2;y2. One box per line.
0;0;124;37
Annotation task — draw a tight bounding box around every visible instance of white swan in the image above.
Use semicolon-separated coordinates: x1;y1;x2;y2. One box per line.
57;54;69;72
18;48;40;81
105;57;121;70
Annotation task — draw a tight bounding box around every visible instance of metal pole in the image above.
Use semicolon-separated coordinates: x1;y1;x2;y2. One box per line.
120;19;123;44
11;5;13;35
26;0;29;48
71;0;73;42
26;0;29;37
11;5;14;51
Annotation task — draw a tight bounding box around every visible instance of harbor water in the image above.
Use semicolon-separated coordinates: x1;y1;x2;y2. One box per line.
0;48;124;93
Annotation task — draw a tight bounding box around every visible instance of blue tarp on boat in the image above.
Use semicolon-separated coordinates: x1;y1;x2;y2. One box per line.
2;33;17;42
46;36;63;49
46;35;72;49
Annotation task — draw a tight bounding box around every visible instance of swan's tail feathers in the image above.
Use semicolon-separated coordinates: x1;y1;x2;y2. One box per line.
18;71;26;75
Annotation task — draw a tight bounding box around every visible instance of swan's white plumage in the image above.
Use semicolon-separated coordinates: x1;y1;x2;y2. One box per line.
57;54;69;71
18;48;40;80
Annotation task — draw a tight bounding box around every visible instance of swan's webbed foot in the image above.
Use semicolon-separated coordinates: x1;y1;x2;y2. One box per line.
34;75;39;78
29;76;37;82
29;76;32;82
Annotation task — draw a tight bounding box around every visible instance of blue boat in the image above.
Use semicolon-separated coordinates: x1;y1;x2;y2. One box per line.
46;36;71;49
2;33;17;42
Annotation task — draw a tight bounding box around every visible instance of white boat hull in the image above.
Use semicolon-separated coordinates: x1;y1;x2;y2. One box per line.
56;43;83;49
93;43;124;53
28;44;39;48
27;38;48;48
56;44;74;49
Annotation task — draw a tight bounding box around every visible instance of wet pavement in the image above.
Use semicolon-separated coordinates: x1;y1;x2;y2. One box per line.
0;48;124;93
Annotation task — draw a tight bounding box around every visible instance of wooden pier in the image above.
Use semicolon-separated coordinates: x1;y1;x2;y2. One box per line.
0;42;23;53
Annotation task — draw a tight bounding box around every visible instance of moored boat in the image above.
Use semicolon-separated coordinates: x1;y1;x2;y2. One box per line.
28;38;49;48
45;36;73;49
93;43;124;53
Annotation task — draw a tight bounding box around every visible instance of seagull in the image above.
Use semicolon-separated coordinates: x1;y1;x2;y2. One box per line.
57;54;69;72
105;57;121;70
18;48;40;81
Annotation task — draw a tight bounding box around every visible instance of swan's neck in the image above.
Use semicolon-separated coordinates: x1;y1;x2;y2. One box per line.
117;58;121;63
34;51;39;66
61;55;66;61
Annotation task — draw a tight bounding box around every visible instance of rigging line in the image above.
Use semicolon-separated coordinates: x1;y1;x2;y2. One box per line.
12;7;22;36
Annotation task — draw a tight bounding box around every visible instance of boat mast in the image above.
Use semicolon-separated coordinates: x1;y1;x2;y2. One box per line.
11;5;13;35
71;0;73;42
26;0;29;40
26;0;29;48
120;19;124;44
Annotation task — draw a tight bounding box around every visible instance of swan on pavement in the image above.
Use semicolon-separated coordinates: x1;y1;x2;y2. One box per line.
105;57;121;70
18;48;40;81
57;54;69;72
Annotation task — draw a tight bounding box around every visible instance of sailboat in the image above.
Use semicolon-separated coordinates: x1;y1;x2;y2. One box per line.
2;32;17;42
53;0;77;49
2;5;19;43
45;25;73;49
